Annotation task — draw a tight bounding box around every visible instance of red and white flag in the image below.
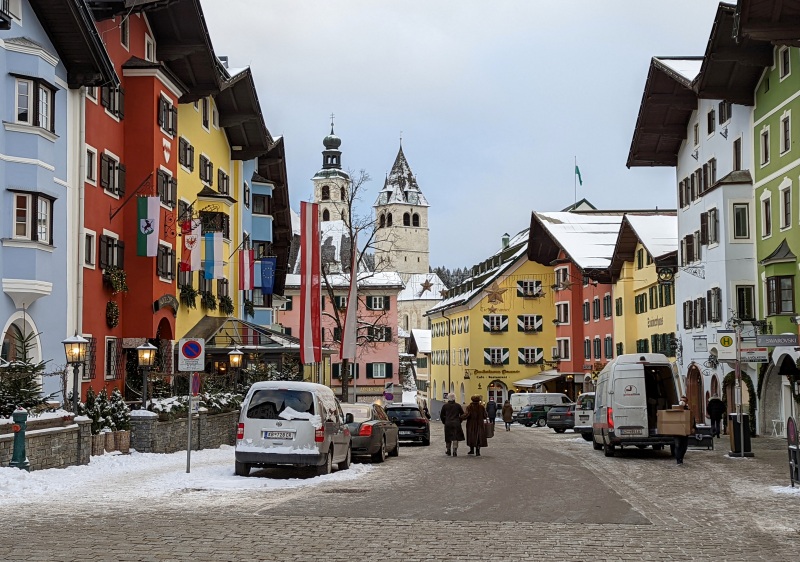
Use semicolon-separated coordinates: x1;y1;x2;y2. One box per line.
340;234;358;362
239;248;254;291
300;202;321;364
181;219;201;272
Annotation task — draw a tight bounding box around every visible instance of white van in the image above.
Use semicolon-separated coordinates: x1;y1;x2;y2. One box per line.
573;392;595;440
510;392;571;413
592;353;682;457
235;381;352;476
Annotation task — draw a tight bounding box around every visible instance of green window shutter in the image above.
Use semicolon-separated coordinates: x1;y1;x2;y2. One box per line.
384;327;392;341
333;327;341;341
384;297;390;310
483;315;490;332
332;363;340;379
386;363;393;378
503;348;509;365
483;349;491;365
321;296;326;310
366;363;373;379
518;348;525;364
366;296;373;309
285;296;292;311
517;281;524;297
501;316;509;332
517;315;524;332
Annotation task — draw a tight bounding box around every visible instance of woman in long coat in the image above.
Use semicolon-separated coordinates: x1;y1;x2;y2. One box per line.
440;393;465;456
462;394;488;455
501;400;514;431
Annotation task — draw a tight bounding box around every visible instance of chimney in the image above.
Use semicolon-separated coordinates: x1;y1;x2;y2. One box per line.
219;55;229;68
501;233;510;249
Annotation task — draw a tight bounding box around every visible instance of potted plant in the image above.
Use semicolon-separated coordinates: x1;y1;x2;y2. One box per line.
179;284;198;309
200;291;217;311
219;295;234;316
106;301;120;328
243;298;255;318
103;265;129;295
109;388;131;453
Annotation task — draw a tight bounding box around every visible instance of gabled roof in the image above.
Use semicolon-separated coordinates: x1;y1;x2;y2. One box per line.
284;272;404;290
760;238;797;265
374;146;429;207
408;329;431;354
182;316;309;353
216;68;273;161
28;0;118;88
735;0;800;47
609;214;678;279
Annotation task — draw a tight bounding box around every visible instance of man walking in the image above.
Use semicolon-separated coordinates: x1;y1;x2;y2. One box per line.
440;393;465;456
486;398;498;425
707;395;726;438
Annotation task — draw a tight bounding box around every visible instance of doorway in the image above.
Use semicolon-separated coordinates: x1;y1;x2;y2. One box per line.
487;380;507;406
686;364;704;423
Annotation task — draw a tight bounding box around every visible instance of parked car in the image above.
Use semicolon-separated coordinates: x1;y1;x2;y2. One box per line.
574;392;595;441
341;402;400;463
510;392;572;413
513;404;552;427
546;404;575;433
385;403;431;445
234;381;351;476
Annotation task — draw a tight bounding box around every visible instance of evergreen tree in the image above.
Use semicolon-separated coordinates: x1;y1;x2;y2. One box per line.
95;388;112;431
109;388;131;431
0;330;51;418
79;387;103;435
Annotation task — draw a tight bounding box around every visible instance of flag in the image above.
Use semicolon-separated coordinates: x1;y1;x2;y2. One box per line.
300;202;321;364
204;232;223;279
136;196;160;257
260;257;276;295
239;249;254;291
182;219;201;271
340;234;358;362
575;165;583;186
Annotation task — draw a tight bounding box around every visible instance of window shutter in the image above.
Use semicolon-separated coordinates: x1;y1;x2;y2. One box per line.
517;281;524;297
715;288;722;322
171;106;178;134
117;240;125;269
686;235;694;263
188;145;195;171
332;363;340;379
157;98;165;127
117;88;124;119
366;363;373;379
384;327;392;341
285;296;292;311
321;296;326;310
217;168;224;191
101;86;110;109
100;154;110;188
484;349;491;365
386;363;393;378
170;178;177;207
117;163;126;196
678;181;684;208
333;327;341;341
700;212;708;245
483;315;490;332
99;236;109;269
384;297;390;310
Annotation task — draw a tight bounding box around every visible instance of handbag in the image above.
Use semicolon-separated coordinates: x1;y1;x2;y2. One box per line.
484;419;494;438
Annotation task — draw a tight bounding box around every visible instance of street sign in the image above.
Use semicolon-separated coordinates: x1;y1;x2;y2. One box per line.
191;372;201;396
716;330;736;360
178;338;205;372
756;334;799;347
740;347;769;363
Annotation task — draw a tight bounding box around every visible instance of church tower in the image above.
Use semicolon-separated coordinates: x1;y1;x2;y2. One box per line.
312;119;350;224
373;144;429;281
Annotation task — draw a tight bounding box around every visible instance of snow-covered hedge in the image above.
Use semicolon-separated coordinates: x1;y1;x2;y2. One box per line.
146;392;242;420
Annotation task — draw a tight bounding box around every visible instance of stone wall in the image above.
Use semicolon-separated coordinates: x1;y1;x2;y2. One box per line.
0;418;91;471
130;410;238;454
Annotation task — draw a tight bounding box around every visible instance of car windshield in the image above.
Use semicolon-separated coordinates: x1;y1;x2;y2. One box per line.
386;407;421;419
246;389;315;420
549;405;571;414
341;404;371;422
521;406;536;412
577;395;594;409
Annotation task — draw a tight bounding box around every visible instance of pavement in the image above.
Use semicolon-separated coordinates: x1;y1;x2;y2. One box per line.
1;424;799;561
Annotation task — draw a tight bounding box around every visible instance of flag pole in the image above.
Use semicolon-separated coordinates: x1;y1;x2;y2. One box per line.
574;155;577;205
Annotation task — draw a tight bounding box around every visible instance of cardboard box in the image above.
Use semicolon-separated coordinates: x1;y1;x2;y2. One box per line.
657;409;692;436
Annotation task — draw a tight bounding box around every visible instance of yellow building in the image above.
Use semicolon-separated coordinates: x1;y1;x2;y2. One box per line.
426;231;557;405
609;214;678;358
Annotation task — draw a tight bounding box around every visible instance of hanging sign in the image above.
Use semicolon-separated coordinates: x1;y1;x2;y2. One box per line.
739;347;769;363
178;338;205;372
716;330;736;361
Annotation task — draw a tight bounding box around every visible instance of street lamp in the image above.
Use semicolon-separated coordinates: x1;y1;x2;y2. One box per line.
137;342;157;410
229;346;244;388
62;334;88;414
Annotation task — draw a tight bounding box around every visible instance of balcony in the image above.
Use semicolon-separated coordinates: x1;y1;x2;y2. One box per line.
1;1;12;31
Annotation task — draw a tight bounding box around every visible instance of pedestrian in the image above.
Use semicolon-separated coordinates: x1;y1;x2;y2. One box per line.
486;398;498;425
674;394;693;466
440;393;465;456
501;399;514;431
462;394;488;456
707;394;726;438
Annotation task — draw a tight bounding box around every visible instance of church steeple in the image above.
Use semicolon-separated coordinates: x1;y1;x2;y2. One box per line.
313;116;350;223
321;114;342;170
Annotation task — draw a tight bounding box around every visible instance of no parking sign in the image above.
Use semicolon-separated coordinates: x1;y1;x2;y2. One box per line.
178;338;205;372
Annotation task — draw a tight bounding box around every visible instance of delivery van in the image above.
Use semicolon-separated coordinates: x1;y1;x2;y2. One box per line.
592;353;683;457
573;392;595;440
510;392;571;413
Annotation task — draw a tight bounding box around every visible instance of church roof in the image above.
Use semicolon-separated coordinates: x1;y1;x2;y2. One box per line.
374;146;429;207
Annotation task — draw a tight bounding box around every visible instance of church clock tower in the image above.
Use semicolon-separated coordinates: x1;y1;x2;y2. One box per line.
312;118;350;224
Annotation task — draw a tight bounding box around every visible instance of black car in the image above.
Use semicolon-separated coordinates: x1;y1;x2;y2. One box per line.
546;404;575;433
385;403;431;445
513;404;552;427
341;403;400;462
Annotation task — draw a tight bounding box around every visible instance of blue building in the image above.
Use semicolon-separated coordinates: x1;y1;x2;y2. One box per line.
1;0;115;395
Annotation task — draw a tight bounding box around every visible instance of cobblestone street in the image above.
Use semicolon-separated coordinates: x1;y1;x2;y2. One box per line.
2;425;799;561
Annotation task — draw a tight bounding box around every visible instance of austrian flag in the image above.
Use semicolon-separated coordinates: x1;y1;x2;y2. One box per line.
239;249;254;291
136;196;160;257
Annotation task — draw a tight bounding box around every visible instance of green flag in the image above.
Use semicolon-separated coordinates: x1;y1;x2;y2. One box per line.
575;165;583;186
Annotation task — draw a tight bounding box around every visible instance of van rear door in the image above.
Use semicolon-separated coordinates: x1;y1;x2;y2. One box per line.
242;388;319;449
610;364;648;438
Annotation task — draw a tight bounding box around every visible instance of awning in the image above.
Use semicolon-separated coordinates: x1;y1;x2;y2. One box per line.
513;371;561;388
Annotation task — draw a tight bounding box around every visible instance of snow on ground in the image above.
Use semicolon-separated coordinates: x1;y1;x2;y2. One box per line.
771;485;800;496
0;445;372;506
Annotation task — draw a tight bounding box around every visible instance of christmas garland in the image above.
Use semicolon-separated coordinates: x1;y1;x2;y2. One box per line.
106;301;120;328
200;291;217;311
103;266;129;295
179;284;198;309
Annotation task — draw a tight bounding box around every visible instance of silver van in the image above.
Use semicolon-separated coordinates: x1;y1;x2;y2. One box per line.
573;392;595;440
235;381;352;476
592;353;682;457
509;392;571;413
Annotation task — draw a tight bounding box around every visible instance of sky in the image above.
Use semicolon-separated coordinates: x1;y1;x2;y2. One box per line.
202;0;722;269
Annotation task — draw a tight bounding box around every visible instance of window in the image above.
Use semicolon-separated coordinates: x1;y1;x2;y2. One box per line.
15;78;55;132
708;287;722;323
604;336;613;359
84;231;95;266
251;288;271;308
707;108;715;135
767;276;794;315
693;123;699;146
120;15;129;49
198;271;212;293
99;235;124;269
199;211;230;239
520;348;542;365
733;138;742;171
244;182;250;208
322;209;330;222
636;248;644;269
634;293;648;315
156;245;175;281
636;339;649;353
780;47;791;80
782;113;791;154
217;278;229;298
554;267;569;287
11;192;53;245
736;285;755;321
582;301;590;323
321;185;330;200
603;294;612;318
487;314;504;331
783;187;792;228
85;147;97;183
555;302;569;324
403;213;410;226
718;101;731;124
761;127;770;165
367;296;388;310
157;169;177;208
100;86;124;119
593;337;601;359
593;297;600;320
178;138;195;170
157;96;177;135
201;98;210;129
212;106;219;128
369;363;388;379
86;87;97;102
584;338;591;360
412;213;420;227
763;197;772;237
520;315;541;332
145;35;155;61
368;326;392;342
708;158;717;186
334;296;348;310
733;203;750;239
100;153;125;196
615;297;622;317
217;169;230;195
616;342;623;357
199;155;213;185
105;338;120;380
519;280;541;296
708;208;719;245
178;268;193;289
556;338;570;360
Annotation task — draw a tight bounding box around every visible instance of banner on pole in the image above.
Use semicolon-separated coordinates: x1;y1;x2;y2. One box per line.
300;202;321;364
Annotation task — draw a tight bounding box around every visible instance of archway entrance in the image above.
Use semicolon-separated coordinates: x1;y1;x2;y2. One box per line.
686;364;704;423
487;380;507;406
763;354;800;437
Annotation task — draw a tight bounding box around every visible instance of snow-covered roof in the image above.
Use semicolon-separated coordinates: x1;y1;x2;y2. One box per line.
398;273;447;301
374;146;429;207
285;271;404;290
410;329;431;353
655;57;703;85
291;219;352;274
624;214;678;258
290;208;300;236
534;212;623;270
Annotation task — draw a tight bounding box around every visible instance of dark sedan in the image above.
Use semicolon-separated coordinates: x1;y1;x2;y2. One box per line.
385;403;430;446
546;404;575;433
513;404;551;427
341;403;399;463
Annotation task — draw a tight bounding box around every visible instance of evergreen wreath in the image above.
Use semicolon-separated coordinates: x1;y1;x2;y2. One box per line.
243;298;255;318
200;291;217;311
106;301;120;328
103;266;129;295
179;284;198;309
219;295;234;316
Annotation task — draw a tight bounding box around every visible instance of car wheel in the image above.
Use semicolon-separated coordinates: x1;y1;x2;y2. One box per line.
388;438;400;457
592;436;602;451
422;435;430;446
372;439;387;463
554;428;566;434
234;460;250;477
338;446;352;470
536;418;547;427
316;448;333;475
603;441;615;457
581;433;593;442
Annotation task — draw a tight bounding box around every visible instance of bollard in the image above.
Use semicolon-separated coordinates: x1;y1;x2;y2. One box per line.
10;407;30;471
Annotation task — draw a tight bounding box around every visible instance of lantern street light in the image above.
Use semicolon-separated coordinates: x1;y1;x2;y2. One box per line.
62;334;89;414
137;342;157;411
229;346;244;389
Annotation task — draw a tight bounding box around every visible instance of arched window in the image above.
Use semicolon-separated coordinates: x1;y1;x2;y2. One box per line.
403;314;409;331
379;214;385;228
340;187;346;201
321;185;330;200
387;213;393;226
322;209;330;222
403;213;410;226
1;324;23;362
412;213;420;227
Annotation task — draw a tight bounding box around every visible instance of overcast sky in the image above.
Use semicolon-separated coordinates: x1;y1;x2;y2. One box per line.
203;0;721;270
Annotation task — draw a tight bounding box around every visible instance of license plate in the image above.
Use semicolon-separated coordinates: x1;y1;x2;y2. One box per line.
551;416;561;420
620;429;641;435
264;431;294;439
400;430;413;435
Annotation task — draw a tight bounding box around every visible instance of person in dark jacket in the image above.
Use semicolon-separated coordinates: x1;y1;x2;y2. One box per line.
501;400;514;431
462;395;488;456
486;399;498;425
707;395;726;438
440;393;465;456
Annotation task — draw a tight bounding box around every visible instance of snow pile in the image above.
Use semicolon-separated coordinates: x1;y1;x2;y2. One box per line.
771;485;800;496
278;407;322;429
